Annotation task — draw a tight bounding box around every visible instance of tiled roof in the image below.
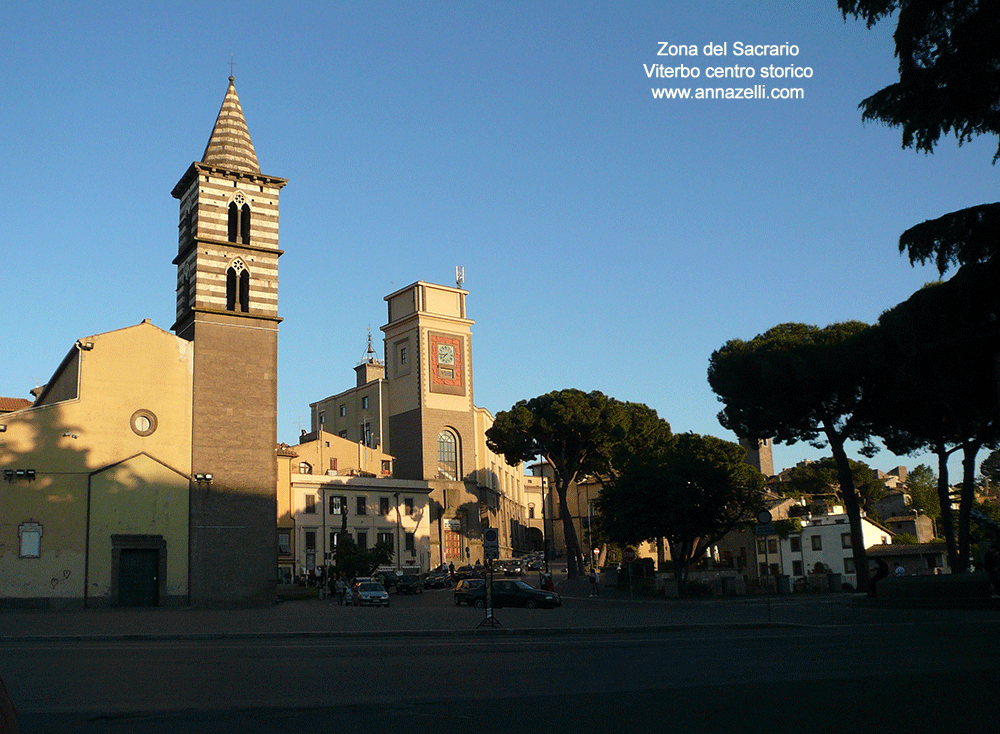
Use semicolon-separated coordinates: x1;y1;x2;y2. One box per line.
201;76;260;174
0;397;33;412
867;543;947;556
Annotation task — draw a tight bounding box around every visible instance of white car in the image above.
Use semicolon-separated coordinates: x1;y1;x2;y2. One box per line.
352;581;390;607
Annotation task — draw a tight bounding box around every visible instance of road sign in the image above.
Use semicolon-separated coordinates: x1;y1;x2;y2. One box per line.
622;547;637;563
754;524;776;536
483;528;499;560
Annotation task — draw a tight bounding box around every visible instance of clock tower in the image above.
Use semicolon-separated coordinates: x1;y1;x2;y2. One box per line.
382;282;476;482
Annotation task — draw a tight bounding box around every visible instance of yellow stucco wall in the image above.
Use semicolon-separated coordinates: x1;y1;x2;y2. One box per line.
0;321;194;603
87;455;190;601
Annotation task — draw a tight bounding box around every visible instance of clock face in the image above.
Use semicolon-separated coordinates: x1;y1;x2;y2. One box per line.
437;343;456;366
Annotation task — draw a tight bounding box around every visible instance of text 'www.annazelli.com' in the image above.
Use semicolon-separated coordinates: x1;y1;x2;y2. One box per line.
651;86;805;100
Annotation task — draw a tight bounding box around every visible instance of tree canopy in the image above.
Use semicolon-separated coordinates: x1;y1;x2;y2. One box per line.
708;321;877;592
864;262;1000;570
839;0;1000;163
597;432;766;596
777;457;887;520
486;389;670;578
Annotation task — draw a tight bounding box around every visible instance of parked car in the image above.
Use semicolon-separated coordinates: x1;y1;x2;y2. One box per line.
397;574;423;594
423;570;449;588
454;579;487;607
352;581;391;607
491;579;561;609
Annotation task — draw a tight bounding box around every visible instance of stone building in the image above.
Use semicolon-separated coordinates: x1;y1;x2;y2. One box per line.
0;76;283;607
309;282;532;569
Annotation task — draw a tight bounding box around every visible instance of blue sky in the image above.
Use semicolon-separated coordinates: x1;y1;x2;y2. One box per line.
3;2;995;478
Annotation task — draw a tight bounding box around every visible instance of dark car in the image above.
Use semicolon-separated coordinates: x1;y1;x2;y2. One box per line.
454;579;487;607
491;579;561;609
423;570;449;588
455;578;561;609
396;574;423;594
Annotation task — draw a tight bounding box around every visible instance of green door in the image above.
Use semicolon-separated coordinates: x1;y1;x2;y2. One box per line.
118;548;159;606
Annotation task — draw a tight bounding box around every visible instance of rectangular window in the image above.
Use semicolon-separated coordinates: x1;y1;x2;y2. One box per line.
356;496;367;515
362;396;370;409
404;497;414;516
305;531;316;551
789;536;801;553
329;495;343;514
400;346;407;364
330;458;338;472
841;533;852;549
319;412;325;425
811;535;823;551
305;495;316;514
19;525;42;558
377;531;394;547
528;506;535;519
380;497;390;516
792;560;803;576
767;539;778;554
382;460;391;475
844;557;856;574
278;530;291;554
357;532;367;551
405;532;415;553
339;405;347;417
757;539;766;554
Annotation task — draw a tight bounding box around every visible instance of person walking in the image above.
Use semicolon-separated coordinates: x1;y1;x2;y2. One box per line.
334;574;347;606
588;567;600;597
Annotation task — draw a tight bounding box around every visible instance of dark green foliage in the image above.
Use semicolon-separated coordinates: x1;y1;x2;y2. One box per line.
778;457;887;519
839;0;1000;162
906;464;942;522
980;450;1000;487
898;203;1000;274
708;321;878;592
332;535;394;580
597;432;766;596
892;533;919;545
486;389;671;578
865;261;1000;570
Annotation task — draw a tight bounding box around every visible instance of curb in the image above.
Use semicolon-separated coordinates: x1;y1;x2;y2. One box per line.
0;621;809;644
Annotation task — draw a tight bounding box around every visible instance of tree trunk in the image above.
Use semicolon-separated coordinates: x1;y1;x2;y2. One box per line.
936;443;960;571
958;441;980;571
827;430;868;594
656;537;666;572
556;479;584;578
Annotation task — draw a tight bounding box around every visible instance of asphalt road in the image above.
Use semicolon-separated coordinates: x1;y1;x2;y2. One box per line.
4;620;998;733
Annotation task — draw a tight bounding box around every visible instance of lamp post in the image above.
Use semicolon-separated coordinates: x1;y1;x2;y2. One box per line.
394;492;402;571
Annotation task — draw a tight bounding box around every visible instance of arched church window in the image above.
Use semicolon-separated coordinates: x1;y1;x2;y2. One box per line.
227;193;251;244
298;462;312;475
226;259;250;312
437;429;459;481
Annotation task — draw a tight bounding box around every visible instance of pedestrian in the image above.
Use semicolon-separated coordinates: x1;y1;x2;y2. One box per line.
588;567;599;597
894;562;905;577
334;574;346;606
449;561;455;583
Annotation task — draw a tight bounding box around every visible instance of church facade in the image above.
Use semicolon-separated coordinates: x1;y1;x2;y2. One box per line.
0;77;283;607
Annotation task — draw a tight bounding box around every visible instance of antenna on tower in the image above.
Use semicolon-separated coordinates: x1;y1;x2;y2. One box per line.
364;327;378;364
455;266;465;289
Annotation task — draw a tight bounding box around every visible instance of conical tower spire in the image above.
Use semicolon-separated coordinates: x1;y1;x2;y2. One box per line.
201;76;260;174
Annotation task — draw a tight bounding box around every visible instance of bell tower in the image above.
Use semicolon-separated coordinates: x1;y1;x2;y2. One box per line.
172;76;288;605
